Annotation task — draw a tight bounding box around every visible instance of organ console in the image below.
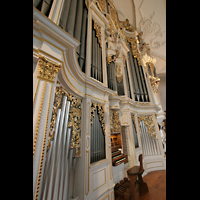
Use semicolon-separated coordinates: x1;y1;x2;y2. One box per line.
111;133;128;166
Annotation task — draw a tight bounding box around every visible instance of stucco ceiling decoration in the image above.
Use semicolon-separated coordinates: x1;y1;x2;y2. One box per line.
135;0;166;75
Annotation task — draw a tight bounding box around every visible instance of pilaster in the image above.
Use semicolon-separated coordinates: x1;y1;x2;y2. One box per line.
33;56;61;199
152;114;165;157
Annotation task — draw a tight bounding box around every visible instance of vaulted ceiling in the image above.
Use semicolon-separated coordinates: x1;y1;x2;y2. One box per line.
113;0;166;76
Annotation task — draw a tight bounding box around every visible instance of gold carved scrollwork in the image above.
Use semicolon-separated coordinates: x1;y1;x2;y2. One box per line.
96;0;106;12
110;109;121;133
37;56;61;83
118;18;136;32
146;62;160;94
138;115;157;139
93;19;102;47
126;37;142;66
131;113;136;130
106;55;116;65
116;65;122;83
90;102;106;135
47;82;82;157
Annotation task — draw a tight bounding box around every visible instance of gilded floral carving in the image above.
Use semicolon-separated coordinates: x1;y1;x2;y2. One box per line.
37;56;61;83
47;82;82;157
90;102;106;135
138;115;157;139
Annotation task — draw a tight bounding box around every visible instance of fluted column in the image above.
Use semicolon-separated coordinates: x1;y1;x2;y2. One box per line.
33;56;61;200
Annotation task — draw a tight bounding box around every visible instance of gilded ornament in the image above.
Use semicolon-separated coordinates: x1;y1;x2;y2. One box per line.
37;57;61;83
47;83;82;157
96;0;106;12
106;55;116;65
90;102;106;135
138;115;157;139
93;19;102;47
110;109;121;133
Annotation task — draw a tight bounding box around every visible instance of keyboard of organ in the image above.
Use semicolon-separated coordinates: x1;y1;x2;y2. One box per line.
111;133;128;166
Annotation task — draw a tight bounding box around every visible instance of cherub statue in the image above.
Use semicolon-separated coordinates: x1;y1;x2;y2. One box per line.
137;31;144;44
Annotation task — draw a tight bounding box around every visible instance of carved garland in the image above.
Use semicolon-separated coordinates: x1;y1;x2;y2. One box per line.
110;109;121;133
138;115;157;139
47;82;82;157
146;62;160;94
90;102;105;135
93;19;102;47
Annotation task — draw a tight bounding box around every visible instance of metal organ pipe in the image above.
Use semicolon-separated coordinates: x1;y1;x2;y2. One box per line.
133;58;144;102
39;96;73;200
79;8;87;71
128;48;139;101
74;0;83;54
46;109;61;200
52;96;67;200
65;0;77;36
59;0;71;30
95;36;98;80
58;101;70;200
62;128;72;200
139;66;149;102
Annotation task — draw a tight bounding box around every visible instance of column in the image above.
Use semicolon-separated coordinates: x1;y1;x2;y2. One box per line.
33;56;61;200
104;100;115;196
83;96;91;197
65;0;77;36
152;114;165;156
134;114;143;153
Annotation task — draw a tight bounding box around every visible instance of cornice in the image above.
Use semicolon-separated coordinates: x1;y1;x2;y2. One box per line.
33;7;80;49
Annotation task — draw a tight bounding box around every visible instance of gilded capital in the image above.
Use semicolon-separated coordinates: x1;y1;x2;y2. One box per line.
37;57;61;83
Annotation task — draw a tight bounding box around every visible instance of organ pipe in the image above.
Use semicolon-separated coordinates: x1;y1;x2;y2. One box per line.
52;96;67;200
65;0;77;36
74;0;83;54
90;109;105;163
128;45;140;100
38;95;73;200
58;101;70;200
133;58;144;101
59;0;71;30
79;8;87;71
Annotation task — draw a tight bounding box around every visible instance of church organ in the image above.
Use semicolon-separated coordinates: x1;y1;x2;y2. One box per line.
33;1;166;199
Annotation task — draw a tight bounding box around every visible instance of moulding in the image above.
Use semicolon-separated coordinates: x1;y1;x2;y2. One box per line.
33;6;80;48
